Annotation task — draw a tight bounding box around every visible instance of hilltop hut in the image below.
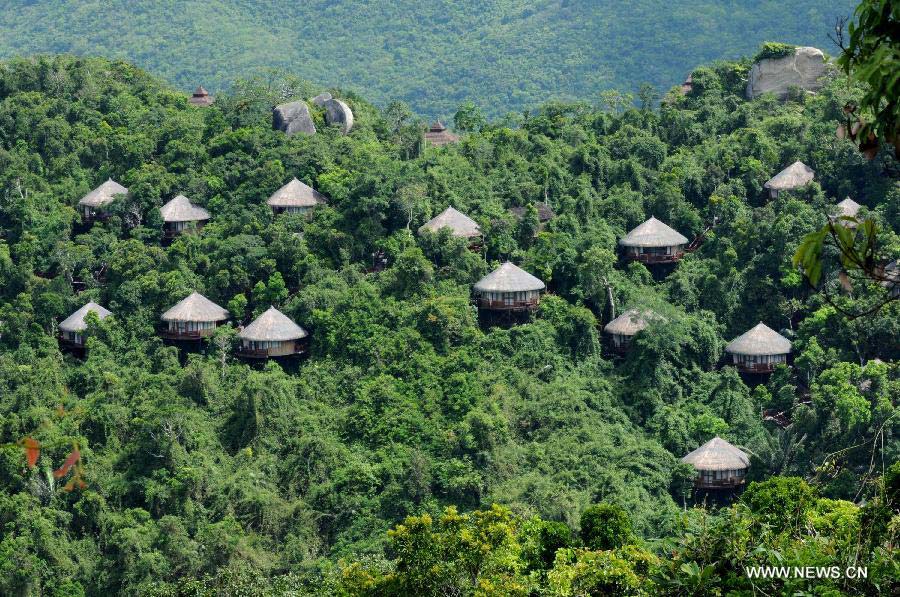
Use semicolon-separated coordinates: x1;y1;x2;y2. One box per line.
681;436;750;490
58;302;111;350
160;292;229;340
424;121;460;147
267;178;328;216
189;86;214;107
237;307;309;358
419;207;481;242
78;179;128;222
764;161;814;199
160;195;210;238
473;262;545;312
619;217;689;264
603;309;657;352
831;197;861;227
725;323;791;373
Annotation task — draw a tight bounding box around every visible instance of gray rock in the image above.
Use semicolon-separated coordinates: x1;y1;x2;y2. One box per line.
311;92;332;107
273;101;316;136
323;99;354;134
746;47;828;100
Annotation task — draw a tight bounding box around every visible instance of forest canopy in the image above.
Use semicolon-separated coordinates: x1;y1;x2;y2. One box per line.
0;50;897;595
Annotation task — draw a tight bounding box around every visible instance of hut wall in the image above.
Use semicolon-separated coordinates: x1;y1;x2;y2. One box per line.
731;352;787;372
163;320;217;339
164;220;205;237
60;330;85;346
696;467;747;489
239;339;306;358
609;333;631;351
476;289;541;311
625;244;685;263
273;206;315;216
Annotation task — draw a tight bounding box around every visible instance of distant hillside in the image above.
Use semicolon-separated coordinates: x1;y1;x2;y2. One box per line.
0;1;856;117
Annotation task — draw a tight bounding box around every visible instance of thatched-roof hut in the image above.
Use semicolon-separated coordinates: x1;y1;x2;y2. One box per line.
161;292;228;340
681;436;750;489
831;197;861;228
78;179;128;222
419;207;481;240
473;262;545;312
509;202;555;224
189;86;214;107
267;178;328;215
59;302;111;349
424;121;460;147
237;307;309;358
764;161;814;198
726;322;791;373
603;309;658;352
160;195;210;238
619;217;689;264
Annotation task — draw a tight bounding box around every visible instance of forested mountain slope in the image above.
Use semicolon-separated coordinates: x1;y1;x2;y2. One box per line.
0;54;896;594
0;0;856;117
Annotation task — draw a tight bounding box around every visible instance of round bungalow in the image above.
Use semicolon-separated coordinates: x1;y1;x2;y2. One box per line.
681;436;750;490
237;307;309;358
419;207;481;243
189;85;214;107
267;178;328;216
619;217;688;264
59;302;111;350
160;292;229;340
424;121;460;147
160;195;210;238
725;322;791;373
473;262;545;312
764;161;814;199
603;309;657;352
78;179;128;222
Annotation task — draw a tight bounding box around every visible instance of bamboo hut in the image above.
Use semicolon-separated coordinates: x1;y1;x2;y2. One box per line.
58;302;111;349
237;307;309;358
160;195;210;238
764;161;814;199
189;86;214;107
831;197;861;228
725;323;791;373
473;262;545;312
424;121;460;147
681;436;750;490
619;217;689;264
78;179;128;222
419;207;481;242
603;309;657;352
267;178;328;215
160;292;228;340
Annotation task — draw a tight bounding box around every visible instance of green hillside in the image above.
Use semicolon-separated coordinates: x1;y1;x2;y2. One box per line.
0;0;856;118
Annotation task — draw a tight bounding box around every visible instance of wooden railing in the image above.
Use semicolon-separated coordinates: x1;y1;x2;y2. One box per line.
626;251;685;264
735;362;781;373
695;477;745;489
475;298;540;311
160;329;206;340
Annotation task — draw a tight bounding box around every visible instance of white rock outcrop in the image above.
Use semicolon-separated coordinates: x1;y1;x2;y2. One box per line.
323;99;354;134
746;47;828;100
273;101;316;136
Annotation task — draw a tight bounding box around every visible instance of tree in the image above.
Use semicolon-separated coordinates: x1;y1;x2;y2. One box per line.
580;503;632;550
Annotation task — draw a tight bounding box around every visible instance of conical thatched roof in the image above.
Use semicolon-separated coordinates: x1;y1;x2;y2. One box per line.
267;178;328;208
419;206;481;238
78;179;128;208
474;262;545;293
161;292;228;323
603;309;659;336
681;436;750;471
189;86;214;106
160;195;210;223
764;161;815;191
619;217;688;248
59;302;111;332
834;197;861;218
425;122;460;146
239;307;308;341
725;322;791;356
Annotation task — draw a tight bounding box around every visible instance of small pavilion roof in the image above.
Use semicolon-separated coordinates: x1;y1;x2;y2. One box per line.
619;217;688;248
681;436;750;471
725;323;791;356
59;302;111;332
474;262;545;293
267;178;328;208
765;161;815;191
161;292;228;323
160;195;210;223
833;197;861;218
419;206;481;238
78;179;128;208
603;309;659;337
239;307;308;342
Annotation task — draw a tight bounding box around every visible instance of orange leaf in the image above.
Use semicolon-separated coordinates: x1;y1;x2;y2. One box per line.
53;448;81;479
22;437;40;468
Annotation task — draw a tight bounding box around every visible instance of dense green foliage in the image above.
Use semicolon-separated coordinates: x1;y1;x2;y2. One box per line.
0;0;857;118
0;52;897;595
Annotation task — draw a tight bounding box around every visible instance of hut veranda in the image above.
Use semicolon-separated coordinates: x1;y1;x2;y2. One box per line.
160;292;229;340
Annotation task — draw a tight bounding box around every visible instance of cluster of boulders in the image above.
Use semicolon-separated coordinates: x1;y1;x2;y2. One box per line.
273;91;354;137
745;46;829;99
